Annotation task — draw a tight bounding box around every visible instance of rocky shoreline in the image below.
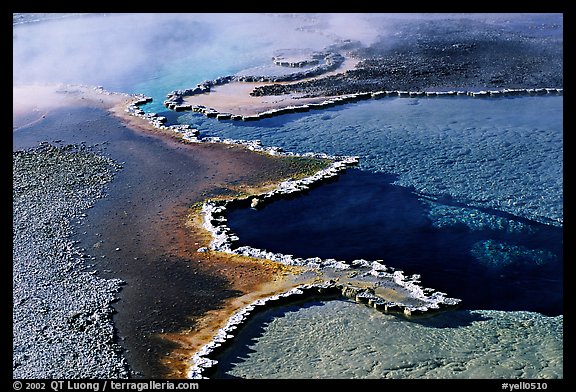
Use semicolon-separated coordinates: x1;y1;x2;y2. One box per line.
252;15;563;97
13;143;129;378
165;84;563;122
188;277;461;379
164;50;344;99
15;82;347;378
122;93;463;379
161;14;562;122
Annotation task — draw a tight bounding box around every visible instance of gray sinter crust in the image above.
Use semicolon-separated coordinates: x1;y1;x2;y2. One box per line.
13;143;129;378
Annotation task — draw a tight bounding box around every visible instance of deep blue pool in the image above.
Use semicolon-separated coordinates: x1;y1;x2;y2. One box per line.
226;168;563;315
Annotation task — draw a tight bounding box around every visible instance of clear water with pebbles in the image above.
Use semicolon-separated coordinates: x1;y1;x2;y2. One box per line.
212;300;563;379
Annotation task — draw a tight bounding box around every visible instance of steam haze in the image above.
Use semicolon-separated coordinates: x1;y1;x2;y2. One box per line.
13;13;339;91
13;13;561;92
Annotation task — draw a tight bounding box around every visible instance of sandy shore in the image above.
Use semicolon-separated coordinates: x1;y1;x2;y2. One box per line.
13;83;334;378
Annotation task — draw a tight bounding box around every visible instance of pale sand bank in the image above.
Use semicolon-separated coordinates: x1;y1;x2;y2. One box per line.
182;57;360;117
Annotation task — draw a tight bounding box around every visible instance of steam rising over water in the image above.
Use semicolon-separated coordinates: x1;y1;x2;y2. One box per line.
13;13;563;379
13;13;342;96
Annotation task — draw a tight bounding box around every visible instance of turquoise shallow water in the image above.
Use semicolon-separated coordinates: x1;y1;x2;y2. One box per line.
212;300;563;379
13;13;335;113
180;95;563;226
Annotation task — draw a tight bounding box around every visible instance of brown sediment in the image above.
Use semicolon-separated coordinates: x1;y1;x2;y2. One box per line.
14;83;462;378
107;102;333;378
373;286;416;304
157;253;312;378
18;83;452;379
13;83;332;378
145;179;321;378
181;57;360;117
